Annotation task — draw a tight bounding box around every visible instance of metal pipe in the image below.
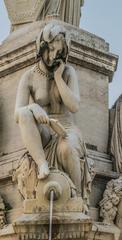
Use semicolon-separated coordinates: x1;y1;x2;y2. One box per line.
48;190;54;240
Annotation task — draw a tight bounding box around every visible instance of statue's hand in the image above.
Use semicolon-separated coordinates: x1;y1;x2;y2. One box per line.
28;103;49;124
54;61;65;80
49;118;67;137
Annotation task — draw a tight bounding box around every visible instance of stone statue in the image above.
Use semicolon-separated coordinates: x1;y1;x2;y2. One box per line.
4;0;84;28
15;22;92;207
13;152;38;199
100;177;122;225
110;95;122;173
40;0;84;26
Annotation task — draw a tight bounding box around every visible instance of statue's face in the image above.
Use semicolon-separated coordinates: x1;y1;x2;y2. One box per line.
42;37;64;69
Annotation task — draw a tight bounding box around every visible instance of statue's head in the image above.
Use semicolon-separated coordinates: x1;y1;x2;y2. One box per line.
36;22;70;69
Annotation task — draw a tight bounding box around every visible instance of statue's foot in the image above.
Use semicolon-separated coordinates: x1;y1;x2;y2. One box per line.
38;161;49;179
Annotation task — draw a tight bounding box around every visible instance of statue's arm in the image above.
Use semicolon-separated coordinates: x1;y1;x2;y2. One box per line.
15;70;49;124
15;71;31;123
54;64;80;113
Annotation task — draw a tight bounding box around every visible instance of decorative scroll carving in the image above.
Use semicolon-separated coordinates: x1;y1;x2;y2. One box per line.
0;196;6;229
100;176;122;224
13;153;38;199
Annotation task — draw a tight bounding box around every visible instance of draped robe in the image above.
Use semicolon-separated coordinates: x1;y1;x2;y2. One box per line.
40;0;84;26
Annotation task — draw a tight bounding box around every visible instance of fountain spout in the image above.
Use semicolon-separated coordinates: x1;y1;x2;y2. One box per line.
49;190;54;240
44;181;62;201
44;181;63;240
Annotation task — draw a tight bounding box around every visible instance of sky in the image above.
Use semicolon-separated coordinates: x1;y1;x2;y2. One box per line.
0;0;122;107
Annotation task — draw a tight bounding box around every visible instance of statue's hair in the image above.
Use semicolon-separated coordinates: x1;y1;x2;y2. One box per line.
36;22;70;62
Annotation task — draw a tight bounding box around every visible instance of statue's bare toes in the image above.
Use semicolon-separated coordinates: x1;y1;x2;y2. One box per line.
38;170;49;179
38;161;49;179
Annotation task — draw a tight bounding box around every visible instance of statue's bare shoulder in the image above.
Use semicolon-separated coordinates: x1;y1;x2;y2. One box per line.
15;68;34;117
19;67;35;90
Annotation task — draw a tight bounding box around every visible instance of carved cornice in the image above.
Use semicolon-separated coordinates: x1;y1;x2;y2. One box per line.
0;148;119;181
70;40;118;82
0;39;118;82
0;42;36;78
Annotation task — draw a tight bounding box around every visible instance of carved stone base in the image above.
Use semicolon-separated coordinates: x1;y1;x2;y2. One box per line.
23;169;84;214
0;221;121;240
13;212;92;240
89;223;120;240
24;197;84;214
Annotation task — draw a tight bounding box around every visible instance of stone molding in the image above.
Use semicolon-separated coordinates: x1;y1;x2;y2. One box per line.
0;148;118;180
0;20;109;55
70;40;118;82
0;222;120;240
13;213;92;240
89;223;120;240
0;39;118;82
0;42;36;78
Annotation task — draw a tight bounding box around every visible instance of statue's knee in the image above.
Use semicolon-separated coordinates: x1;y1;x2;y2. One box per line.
18;107;33;124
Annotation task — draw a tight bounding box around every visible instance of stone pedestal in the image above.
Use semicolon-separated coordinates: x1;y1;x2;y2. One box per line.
13;213;92;240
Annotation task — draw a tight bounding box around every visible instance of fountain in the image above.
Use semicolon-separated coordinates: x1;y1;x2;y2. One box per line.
0;1;120;240
13;169;92;240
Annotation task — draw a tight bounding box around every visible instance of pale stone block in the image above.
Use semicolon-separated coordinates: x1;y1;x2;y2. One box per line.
89;223;120;240
75;66;109;152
